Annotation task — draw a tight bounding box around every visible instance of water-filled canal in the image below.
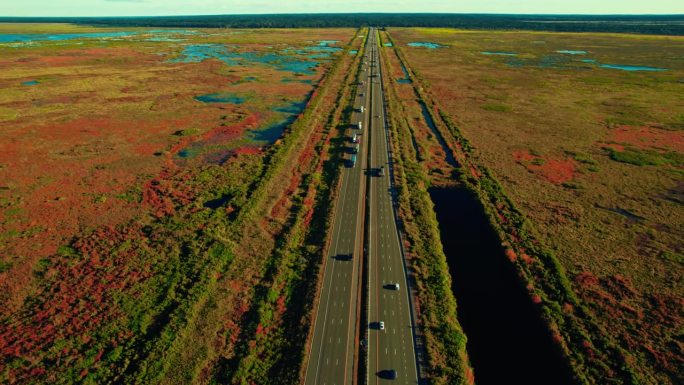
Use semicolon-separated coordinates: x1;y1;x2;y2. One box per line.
428;186;575;385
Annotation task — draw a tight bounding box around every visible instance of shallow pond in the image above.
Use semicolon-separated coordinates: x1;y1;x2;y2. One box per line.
203;194;231;209
146;37;186;42
497;53;669;72
0;29;196;44
556;50;587;55
481;51;518;56
600;63;668;72
171;43;332;75
316;40;340;46
0;31;138;43
176;98;310;163
286;41;343;57
248;100;309;144
194;93;247;104
281;78;313;84
408;42;445;49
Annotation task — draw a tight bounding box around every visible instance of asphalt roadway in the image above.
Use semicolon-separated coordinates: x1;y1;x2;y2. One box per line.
304;28;373;385
366;31;419;385
304;28;418;385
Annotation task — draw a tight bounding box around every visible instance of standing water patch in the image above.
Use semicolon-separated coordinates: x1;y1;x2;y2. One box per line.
204;194;231;209
397;60;411;84
170;44;324;75
248;100;308;144
408;42;444;49
0;30;197;44
600;63;668;72
419;102;457;167
556;50;587;55
194;93;246;104
429;186;575;385
22;80;39;86
481;51;518;56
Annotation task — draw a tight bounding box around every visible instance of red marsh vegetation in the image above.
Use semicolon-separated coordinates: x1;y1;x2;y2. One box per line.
0;24;356;384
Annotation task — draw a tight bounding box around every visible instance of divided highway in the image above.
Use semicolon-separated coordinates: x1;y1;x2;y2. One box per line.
305;28;419;385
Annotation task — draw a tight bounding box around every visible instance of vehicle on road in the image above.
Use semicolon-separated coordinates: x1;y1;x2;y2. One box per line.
334;253;353;261
352;143;360;154
377;369;398;380
348;154;357;167
351;133;358;143
359;106;365;113
358;121;363;129
379;321;385;330
378;166;385;177
389;283;400;290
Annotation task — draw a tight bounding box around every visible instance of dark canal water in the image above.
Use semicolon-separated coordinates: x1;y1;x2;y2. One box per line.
428;186;575;385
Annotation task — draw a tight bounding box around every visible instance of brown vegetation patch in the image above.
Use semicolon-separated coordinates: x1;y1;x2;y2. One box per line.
609;125;684;152
513;151;577;184
535;158;577;184
513;150;537;163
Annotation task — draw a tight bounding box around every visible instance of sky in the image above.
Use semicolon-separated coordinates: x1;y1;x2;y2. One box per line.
1;0;683;17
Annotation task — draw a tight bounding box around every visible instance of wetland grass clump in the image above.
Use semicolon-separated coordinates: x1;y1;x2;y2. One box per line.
608;147;684;166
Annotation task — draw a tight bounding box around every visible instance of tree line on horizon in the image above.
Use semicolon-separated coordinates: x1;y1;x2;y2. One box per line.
1;13;684;35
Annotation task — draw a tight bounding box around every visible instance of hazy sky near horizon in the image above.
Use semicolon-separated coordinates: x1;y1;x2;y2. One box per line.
1;0;682;17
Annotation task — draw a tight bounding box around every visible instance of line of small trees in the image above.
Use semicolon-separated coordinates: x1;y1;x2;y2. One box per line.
2;14;684;35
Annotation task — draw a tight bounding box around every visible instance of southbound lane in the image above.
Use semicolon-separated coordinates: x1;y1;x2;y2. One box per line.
304;30;372;385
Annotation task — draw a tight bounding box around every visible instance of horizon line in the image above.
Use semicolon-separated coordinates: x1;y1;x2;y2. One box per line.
2;12;684;18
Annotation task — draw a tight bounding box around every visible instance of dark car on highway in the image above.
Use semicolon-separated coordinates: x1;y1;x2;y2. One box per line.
378;369;398;380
